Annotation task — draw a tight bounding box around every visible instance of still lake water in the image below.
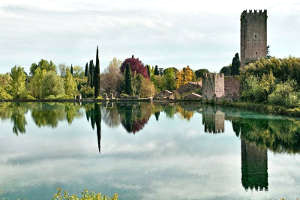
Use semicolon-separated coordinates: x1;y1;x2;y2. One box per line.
0;102;300;200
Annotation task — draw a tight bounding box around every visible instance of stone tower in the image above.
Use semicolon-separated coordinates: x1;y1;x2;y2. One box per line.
240;10;267;66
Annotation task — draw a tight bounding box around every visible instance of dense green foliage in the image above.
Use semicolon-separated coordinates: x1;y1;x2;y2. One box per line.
241;57;300;107
243;57;300;86
10;66;27;99
195;69;209;80
124;63;133;95
30;59;56;75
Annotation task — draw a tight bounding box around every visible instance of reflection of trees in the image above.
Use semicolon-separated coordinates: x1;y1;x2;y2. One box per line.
232;117;300;153
0;103;28;135
101;102;120;128
202;106;225;133
241;139;268;191
11;104;28;135
31;103;82;128
85;103;102;153
117;103;151;134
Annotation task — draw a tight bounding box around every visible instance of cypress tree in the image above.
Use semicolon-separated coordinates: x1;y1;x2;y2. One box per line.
70;64;73;76
154;65;159;76
89;60;94;88
231;53;241;75
124;63;133;95
146;65;151;78
85;62;88;77
94;46;100;98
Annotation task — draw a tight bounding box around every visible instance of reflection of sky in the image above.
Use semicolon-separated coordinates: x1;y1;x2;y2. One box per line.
0;109;300;200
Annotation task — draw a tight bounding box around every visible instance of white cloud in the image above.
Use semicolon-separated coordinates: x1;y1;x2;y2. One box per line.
0;0;300;73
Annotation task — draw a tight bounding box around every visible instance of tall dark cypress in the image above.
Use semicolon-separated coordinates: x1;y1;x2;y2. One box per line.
154;65;159;76
146;65;151;78
231;53;241;75
70;64;74;75
85;62;88;77
94;46;100;98
124;63;133;95
89;60;94;88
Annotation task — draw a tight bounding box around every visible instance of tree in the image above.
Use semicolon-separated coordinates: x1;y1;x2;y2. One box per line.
73;66;84;77
100;58;123;95
146;65;151;78
176;66;195;88
195;69;209;79
124;63;133;95
88;60;94;88
10;66;27;99
85;63;89;77
0;74;12;100
64;69;77;96
231;53;241;75
29;68;46;98
70;64;74;76
120;55;149;79
220;66;231;76
154;65;159;76
42;71;65;98
58;64;67;77
140;78;155;97
30;59;56;75
94;46;101;98
163;68;176;90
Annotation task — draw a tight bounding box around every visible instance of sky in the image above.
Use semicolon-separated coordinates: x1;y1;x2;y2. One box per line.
1;0;300;74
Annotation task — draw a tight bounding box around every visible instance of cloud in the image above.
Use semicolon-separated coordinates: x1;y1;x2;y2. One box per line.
0;0;300;74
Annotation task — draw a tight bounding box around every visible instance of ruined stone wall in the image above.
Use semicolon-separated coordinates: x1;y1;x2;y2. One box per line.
241;10;267;66
224;76;240;100
202;73;224;100
215;74;225;98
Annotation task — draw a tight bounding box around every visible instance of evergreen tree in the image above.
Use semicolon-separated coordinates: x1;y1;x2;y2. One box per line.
85;62;88;77
146;65;151;78
154;65;159;76
94;46;101;98
231;53;241;75
89;60;94;88
124;63;133;95
70;64;74;76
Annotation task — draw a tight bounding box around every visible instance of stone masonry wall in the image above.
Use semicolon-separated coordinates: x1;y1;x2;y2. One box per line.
202;73;225;100
224;76;240;100
241;10;267;66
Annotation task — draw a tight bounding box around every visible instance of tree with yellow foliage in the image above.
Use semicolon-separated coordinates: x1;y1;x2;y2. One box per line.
176;66;196;88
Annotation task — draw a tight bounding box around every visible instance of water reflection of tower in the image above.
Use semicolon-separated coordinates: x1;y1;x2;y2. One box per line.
202;106;225;133
241;139;268;191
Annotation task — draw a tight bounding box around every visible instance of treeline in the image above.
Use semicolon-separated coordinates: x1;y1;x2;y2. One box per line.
240;57;300;107
0;47;101;100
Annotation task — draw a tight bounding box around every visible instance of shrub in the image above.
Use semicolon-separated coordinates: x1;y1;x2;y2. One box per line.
268;80;298;107
52;188;118;200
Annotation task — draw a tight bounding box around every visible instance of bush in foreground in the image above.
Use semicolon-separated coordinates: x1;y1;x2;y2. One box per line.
52;188;118;200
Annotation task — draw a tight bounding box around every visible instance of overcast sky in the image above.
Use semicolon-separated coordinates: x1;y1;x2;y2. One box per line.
1;0;300;74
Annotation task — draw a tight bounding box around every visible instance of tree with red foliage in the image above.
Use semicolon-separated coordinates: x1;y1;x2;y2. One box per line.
120;55;149;79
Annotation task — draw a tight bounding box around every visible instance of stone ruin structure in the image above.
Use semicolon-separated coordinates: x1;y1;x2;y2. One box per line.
202;73;241;101
240;9;267;66
202;73;225;100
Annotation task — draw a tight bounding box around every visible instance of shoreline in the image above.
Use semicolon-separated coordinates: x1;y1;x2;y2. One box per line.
1;98;300;118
